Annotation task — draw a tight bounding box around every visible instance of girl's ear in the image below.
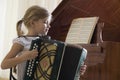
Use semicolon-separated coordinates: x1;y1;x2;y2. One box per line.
29;19;34;27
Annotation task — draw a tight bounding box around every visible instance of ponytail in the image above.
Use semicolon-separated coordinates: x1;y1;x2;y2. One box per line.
16;19;24;37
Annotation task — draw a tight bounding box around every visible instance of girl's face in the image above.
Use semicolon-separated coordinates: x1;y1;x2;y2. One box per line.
32;17;51;35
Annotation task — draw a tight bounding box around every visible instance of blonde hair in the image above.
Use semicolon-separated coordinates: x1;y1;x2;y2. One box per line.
16;5;51;36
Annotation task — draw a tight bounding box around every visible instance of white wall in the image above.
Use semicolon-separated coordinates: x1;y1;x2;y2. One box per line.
0;0;9;78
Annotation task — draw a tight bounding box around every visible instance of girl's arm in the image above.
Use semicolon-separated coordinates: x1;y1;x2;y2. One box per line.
1;43;38;69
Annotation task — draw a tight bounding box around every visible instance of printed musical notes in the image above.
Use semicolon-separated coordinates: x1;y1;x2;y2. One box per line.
65;17;99;44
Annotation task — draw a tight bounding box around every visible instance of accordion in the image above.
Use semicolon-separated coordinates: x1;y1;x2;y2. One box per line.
10;36;87;80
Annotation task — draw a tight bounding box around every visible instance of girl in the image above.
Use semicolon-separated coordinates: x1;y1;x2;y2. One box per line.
1;5;86;80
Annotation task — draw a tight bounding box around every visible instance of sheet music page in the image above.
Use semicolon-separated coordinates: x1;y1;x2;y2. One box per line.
65;17;99;44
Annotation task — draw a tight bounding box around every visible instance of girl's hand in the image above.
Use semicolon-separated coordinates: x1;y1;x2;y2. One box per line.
80;64;87;75
20;49;38;61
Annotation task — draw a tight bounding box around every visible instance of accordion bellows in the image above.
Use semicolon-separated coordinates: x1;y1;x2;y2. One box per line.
22;36;87;80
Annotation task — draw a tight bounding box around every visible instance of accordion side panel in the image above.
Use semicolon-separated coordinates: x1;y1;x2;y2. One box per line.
58;44;83;80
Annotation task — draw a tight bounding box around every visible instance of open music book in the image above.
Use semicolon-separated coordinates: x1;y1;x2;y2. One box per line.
65;17;99;44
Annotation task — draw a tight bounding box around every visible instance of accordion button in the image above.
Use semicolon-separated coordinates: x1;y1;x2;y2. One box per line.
33;47;36;49
27;73;29;75
28;65;31;68
53;43;57;46
28;67;30;70
27;70;29;72
36;61;38;64
29;63;31;65
30;69;32;72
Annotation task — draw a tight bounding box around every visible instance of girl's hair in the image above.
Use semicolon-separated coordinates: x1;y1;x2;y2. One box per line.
16;5;51;36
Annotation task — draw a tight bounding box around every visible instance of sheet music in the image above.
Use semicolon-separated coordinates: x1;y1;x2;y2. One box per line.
65;17;99;44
